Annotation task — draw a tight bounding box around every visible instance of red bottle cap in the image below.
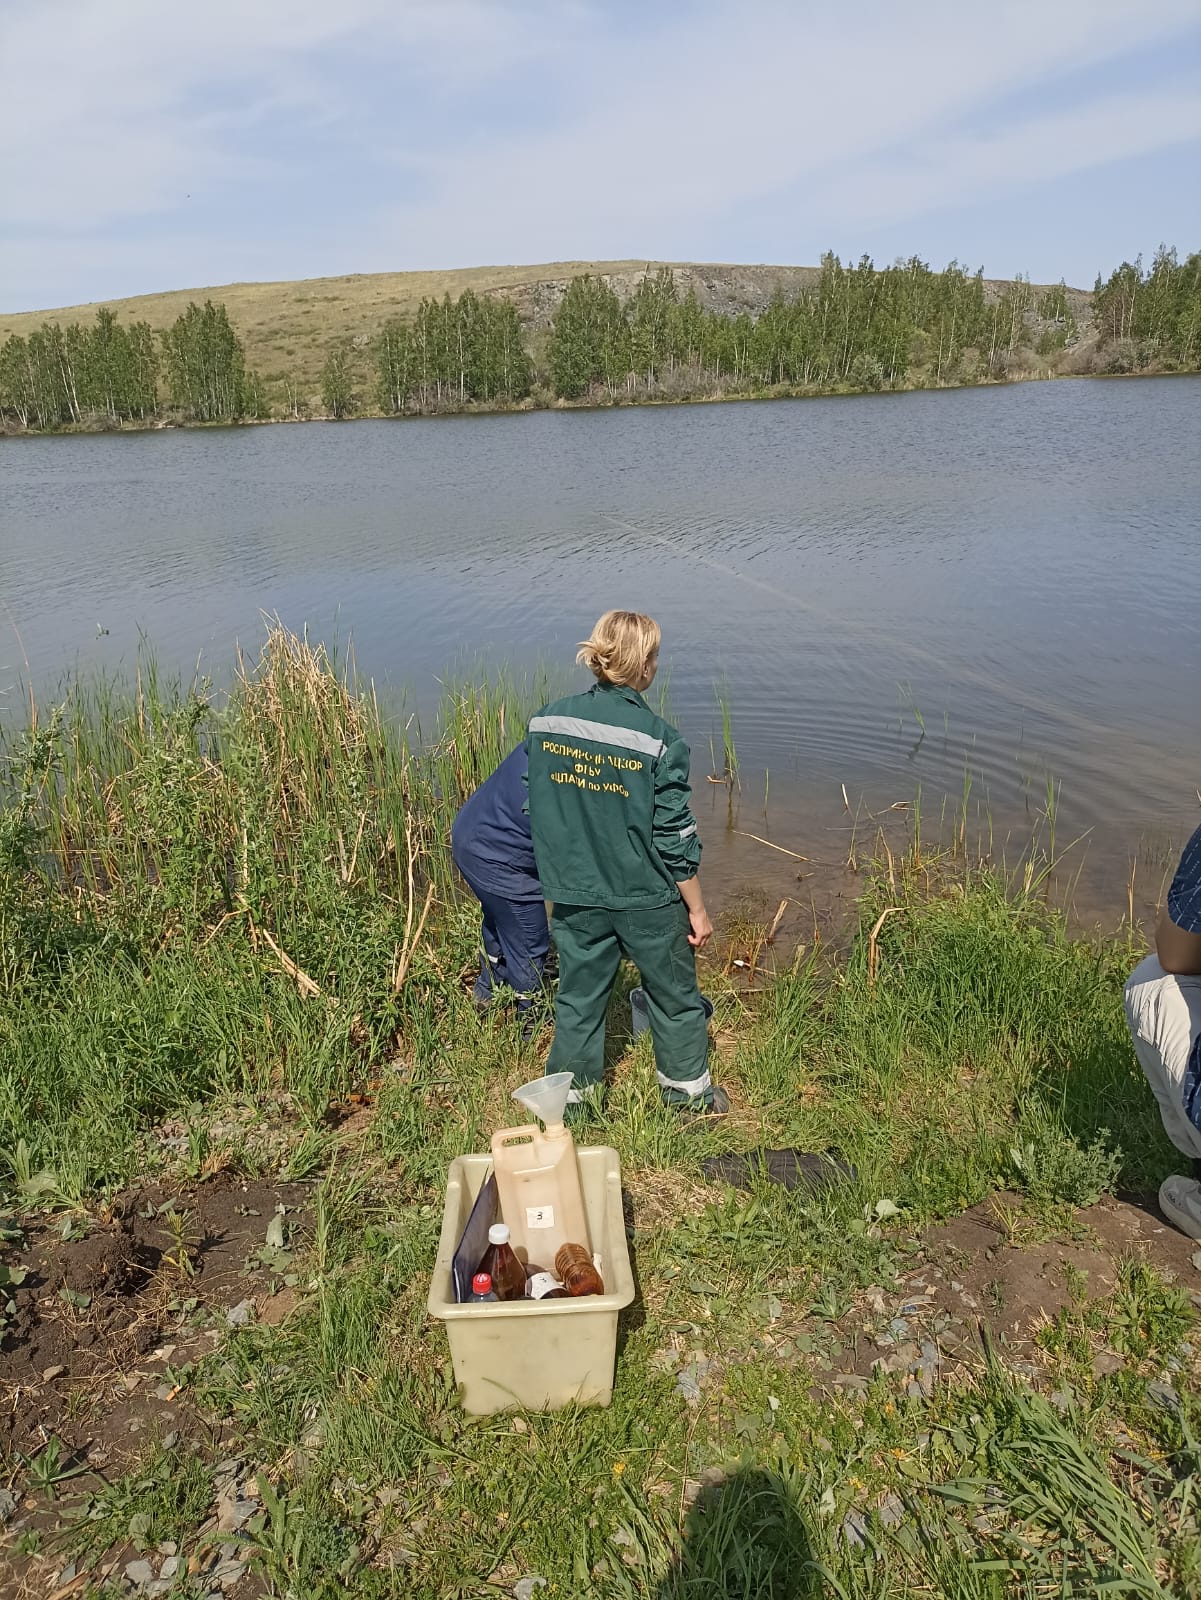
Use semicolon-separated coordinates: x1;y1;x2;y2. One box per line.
472;1273;493;1294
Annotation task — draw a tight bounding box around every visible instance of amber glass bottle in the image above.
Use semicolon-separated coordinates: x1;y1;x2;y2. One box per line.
554;1243;604;1296
478;1224;526;1301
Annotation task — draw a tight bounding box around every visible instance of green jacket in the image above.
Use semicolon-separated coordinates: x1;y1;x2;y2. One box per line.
525;682;702;910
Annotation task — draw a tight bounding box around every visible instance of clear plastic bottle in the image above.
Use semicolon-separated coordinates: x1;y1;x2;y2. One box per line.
478;1224;526;1302
554;1243;604;1297
470;1272;497;1303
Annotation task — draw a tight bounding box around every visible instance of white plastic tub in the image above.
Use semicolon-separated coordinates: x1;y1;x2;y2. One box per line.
428;1144;635;1414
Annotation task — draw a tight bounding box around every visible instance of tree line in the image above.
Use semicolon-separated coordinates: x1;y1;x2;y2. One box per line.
547;257;1049;398
1091;246;1201;369
1;245;1196;431
0;300;263;429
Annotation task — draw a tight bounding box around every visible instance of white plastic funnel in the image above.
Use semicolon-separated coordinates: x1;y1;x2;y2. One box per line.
512;1071;575;1132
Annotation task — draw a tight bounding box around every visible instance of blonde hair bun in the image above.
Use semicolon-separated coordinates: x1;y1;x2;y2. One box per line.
576;610;662;687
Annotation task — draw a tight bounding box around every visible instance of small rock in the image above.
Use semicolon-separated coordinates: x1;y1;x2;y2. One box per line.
160;1556;181;1580
226;1299;256;1328
841;1509;869;1548
1147;1381;1182;1415
514;1579;548;1600
213;1559;247;1590
125;1559;156;1590
1050;1389;1073;1412
888;1318;910;1338
0;1489;16;1524
56;1565;77;1585
1092;1351;1124;1378
877;1493;904;1527
41;1364;66;1382
216;1491;260;1533
512;1417;528;1433
674;1358;711;1406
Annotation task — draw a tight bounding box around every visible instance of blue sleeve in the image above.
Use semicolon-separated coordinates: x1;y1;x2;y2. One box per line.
1168;826;1201;935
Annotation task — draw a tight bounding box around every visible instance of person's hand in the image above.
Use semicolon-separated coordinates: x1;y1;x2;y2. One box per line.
687;905;714;949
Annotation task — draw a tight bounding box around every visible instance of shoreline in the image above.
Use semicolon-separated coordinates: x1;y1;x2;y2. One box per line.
2;363;1195;442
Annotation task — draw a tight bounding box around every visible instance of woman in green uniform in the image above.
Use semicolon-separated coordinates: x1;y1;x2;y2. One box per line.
525;610;728;1116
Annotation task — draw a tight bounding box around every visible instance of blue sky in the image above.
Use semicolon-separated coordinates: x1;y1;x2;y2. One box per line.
2;0;1199;312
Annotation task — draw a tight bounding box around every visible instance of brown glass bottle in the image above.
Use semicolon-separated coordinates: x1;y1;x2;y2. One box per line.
554;1243;604;1297
478;1224;525;1302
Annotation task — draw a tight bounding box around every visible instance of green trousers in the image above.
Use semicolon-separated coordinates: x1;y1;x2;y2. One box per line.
546;900;713;1106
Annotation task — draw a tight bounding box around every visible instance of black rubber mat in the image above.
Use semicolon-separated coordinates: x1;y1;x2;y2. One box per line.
701;1148;857;1193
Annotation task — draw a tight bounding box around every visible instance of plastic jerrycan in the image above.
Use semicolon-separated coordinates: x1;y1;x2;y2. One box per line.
491;1073;591;1266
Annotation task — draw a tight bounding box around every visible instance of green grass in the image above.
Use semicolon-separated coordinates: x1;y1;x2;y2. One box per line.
2;626;1198;1597
0;628;562;1193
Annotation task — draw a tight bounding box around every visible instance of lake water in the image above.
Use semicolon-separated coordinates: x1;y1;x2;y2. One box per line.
3;376;1199;933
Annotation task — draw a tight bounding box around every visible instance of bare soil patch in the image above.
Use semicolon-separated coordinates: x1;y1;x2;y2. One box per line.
1;1174;310;1466
812;1191;1201;1403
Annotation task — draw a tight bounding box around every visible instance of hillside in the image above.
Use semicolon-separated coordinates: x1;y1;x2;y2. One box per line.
0;259;1094;401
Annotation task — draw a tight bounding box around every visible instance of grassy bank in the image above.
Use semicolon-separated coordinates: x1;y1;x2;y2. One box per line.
1;630;1198;1597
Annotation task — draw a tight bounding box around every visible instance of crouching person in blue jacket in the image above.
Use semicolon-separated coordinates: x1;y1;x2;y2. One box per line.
451;744;549;1021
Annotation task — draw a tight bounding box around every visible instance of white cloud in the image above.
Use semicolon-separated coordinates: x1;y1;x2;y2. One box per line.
810;85;1201;232
373;0;1201;264
1;0;1198;307
1;0;577;228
